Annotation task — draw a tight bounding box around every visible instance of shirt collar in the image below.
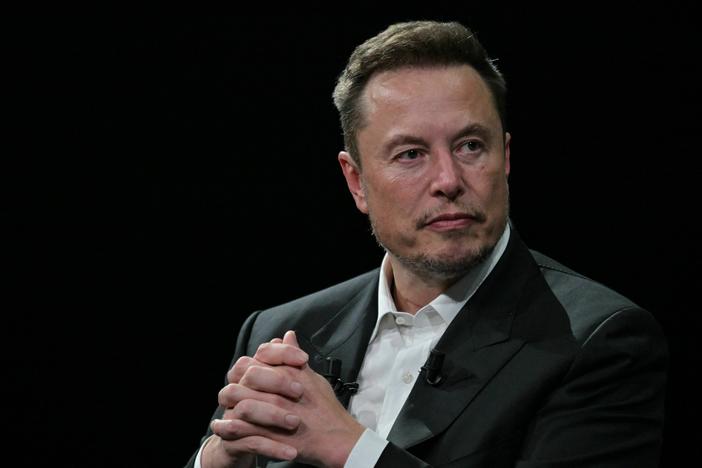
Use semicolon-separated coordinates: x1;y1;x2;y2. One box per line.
371;223;511;342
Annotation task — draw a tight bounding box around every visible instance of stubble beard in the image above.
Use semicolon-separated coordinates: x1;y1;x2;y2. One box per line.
368;201;509;283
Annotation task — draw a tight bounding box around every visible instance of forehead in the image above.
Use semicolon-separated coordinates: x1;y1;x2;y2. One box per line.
357;65;501;148
360;65;500;130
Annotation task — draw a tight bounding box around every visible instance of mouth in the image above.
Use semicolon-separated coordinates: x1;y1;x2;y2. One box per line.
422;212;480;231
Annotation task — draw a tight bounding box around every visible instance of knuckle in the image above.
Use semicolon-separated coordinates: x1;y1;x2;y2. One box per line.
240;365;265;386
235;399;254;418
217;384;233;406
228;356;252;382
270;393;287;408
216;422;232;439
245;437;262;452
229;384;245;403
212;420;229;439
234;356;253;371
239;369;253;387
224;420;240;437
222;438;247;456
256;343;268;356
221;407;235;420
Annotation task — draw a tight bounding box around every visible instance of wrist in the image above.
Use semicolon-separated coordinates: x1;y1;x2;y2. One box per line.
324;422;366;468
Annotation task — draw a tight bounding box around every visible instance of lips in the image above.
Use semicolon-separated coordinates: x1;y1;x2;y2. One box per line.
423;212;477;231
428;212;473;223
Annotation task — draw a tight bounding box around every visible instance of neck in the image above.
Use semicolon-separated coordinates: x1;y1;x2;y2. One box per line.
388;258;458;314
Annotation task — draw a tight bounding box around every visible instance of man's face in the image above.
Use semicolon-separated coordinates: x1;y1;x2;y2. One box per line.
339;65;511;280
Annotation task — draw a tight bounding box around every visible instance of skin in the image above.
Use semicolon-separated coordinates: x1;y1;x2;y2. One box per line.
203;332;363;468
203;334;307;468
339;64;511;312
202;64;512;467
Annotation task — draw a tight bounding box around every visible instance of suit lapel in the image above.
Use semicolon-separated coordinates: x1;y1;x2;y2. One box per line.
388;230;541;449
296;273;379;408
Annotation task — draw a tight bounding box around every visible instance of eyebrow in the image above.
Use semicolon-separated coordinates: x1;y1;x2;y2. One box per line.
382;135;428;155
382;123;496;155
453;123;494;143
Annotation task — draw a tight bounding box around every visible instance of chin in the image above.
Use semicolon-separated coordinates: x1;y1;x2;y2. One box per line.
395;242;496;281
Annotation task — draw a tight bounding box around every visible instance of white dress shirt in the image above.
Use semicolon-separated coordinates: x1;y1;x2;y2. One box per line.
195;225;511;468
344;225;510;467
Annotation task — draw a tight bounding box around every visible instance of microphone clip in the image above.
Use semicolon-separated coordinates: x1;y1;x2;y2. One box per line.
421;349;445;386
322;357;359;397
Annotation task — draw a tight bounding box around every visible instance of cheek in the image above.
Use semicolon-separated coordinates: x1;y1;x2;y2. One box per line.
366;186;422;239
365;173;419;212
467;166;509;210
388;186;423;222
486;176;510;211
478;160;507;189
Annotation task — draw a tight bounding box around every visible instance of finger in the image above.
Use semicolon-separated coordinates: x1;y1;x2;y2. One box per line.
223;398;301;430
234;400;301;430
227;356;272;384
270;338;283;344
240;365;304;399
219;383;296;410
282;330;300;348
212;414;299;441
254;342;308;367
211;429;297;461
233;436;297;461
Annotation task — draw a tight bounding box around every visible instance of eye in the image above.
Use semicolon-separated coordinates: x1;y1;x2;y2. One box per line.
461;140;483;152
397;148;423;160
456;139;485;158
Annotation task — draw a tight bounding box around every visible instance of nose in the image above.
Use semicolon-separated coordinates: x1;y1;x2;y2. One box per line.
429;150;465;201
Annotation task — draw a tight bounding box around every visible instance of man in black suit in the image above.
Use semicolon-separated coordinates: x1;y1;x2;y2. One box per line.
187;21;667;467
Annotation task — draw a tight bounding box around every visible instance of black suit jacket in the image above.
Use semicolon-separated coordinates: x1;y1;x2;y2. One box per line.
187;230;667;467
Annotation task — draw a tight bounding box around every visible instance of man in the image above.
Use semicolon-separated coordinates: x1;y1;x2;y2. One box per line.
186;21;667;467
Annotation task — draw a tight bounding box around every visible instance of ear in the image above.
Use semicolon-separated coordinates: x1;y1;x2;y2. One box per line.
503;132;511;178
338;151;368;214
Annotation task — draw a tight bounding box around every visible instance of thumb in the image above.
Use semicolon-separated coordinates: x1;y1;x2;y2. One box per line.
283;330;300;348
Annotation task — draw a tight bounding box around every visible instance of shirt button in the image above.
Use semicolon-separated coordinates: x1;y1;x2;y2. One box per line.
402;372;413;384
395;316;407;326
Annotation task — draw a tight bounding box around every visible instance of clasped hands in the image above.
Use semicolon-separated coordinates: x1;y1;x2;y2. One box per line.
203;331;364;468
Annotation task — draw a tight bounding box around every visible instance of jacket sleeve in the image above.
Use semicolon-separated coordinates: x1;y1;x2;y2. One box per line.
184;310;262;468
374;307;667;468
514;307;668;467
375;443;432;468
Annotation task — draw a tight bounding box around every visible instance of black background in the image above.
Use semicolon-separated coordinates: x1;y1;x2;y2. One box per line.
5;7;700;467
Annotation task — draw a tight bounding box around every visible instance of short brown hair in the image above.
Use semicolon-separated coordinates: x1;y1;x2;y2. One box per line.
332;21;507;166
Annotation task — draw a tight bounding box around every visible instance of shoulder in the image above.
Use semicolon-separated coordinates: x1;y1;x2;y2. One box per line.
265;268;379;317
245;268;379;337
528;249;661;345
